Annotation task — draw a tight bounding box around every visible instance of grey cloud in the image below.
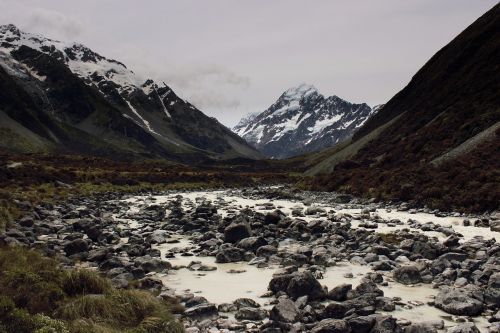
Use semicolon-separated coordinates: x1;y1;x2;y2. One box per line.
23;8;85;40
1;0;497;127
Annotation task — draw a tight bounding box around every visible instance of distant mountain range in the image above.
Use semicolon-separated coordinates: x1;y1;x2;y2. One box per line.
233;84;379;158
0;24;261;163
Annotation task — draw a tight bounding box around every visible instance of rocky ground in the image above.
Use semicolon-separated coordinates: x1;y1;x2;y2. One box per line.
1;186;499;333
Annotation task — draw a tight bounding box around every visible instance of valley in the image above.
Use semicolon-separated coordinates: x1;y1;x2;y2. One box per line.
0;2;498;333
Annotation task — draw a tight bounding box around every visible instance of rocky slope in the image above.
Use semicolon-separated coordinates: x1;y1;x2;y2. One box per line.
0;24;261;163
305;4;500;212
234;84;377;158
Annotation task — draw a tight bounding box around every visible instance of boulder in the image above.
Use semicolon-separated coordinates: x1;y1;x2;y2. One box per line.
233;298;260;309
264;211;284;224
215;246;246;263
370;316;403;333
328;284;352;301
347;316;375;333
286;271;326;300
404;323;438;333
64;239;89;255
184;303;218;319
393;265;422;285
256;245;278;257
134;256;171;273
224;222;251;243
238;236;267;252
311;319;351;333
446;323;480;333
235;307;267;321
269;298;301;323
434;287;483;316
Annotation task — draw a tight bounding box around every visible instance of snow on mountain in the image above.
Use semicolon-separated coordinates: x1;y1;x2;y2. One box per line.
0;24;261;160
233;83;379;159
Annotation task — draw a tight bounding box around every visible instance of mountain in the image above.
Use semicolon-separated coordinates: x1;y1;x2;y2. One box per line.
233;84;377;158
304;4;500;212
0;24;261;162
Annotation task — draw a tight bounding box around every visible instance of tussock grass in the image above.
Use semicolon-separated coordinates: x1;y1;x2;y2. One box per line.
0;247;184;333
62;270;111;297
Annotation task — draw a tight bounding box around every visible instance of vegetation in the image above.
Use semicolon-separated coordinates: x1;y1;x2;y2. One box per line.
0;247;184;333
0;150;296;231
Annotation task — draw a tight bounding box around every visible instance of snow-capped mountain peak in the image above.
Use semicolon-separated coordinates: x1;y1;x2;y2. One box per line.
0;24;142;96
233;84;379;159
282;83;318;100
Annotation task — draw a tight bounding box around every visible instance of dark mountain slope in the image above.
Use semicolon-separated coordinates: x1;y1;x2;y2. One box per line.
305;4;500;212
0;24;261;163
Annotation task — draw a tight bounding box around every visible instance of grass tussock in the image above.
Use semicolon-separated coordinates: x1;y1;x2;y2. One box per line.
0;247;184;333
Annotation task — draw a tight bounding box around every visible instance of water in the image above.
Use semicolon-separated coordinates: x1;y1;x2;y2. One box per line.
118;189;496;331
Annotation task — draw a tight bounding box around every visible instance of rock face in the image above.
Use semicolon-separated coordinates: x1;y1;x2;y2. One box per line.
0;24;261;162
233;84;378;158
434;287;484;316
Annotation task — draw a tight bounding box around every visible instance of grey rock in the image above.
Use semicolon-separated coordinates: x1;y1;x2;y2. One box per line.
310;319;351;333
434;287;483;316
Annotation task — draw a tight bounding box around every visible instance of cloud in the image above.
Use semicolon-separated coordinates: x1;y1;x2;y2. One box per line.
23;8;85;40
0;1;85;40
136;62;250;111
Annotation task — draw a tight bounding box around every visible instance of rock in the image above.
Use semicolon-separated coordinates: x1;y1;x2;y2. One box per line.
393;265;422;285
443;235;460;247
269;298;301;323
286;271;326;300
328;284;352;301
305;206;325;215
347;316;375;333
87;248;109;262
185;296;208;307
269;274;294;294
238;236;267;252
446;323;480;333
490;220;500;232
18;216;34;227
134;256;171;273
224;222;251;243
184;303;218;319
256;245;278;257
215;246;245;263
138;277;163;293
310;319;351;333
64;239;89;255
371;316;403;333
264;211;284;224
233;298;260;309
434;287;483;316
323;302;351;319
404;323;438;333
235;307;267;321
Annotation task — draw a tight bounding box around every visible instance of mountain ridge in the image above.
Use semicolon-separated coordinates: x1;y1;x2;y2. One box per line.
0;24;262;163
233;83;377;158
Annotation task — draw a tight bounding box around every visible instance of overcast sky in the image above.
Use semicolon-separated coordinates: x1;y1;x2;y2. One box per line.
0;0;496;126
